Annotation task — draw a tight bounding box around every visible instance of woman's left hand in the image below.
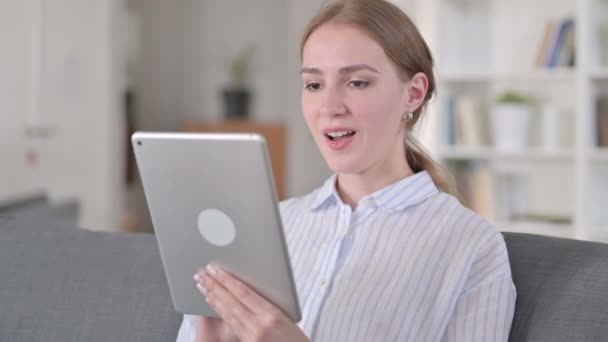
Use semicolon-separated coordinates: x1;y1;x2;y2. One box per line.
194;264;309;342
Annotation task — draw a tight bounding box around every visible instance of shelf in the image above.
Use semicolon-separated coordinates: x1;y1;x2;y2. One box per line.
438;146;574;162
590;149;608;162
497;220;574;240
590;68;608;81
439;69;577;83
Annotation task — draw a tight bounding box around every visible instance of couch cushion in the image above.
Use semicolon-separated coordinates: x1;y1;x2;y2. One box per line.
0;225;181;342
0;196;79;233
504;232;608;342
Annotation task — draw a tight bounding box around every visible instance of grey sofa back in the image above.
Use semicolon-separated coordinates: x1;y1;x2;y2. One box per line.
0;215;181;342
504;232;608;342
2;210;608;341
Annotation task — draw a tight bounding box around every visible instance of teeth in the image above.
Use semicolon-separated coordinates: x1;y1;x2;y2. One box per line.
327;131;354;138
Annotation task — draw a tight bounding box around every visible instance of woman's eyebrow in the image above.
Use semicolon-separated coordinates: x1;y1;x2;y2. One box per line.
300;67;322;75
339;64;380;74
300;64;380;75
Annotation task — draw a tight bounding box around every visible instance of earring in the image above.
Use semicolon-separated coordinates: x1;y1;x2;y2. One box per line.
403;112;414;122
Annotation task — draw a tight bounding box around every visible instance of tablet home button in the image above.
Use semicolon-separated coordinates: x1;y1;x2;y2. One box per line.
197;209;236;247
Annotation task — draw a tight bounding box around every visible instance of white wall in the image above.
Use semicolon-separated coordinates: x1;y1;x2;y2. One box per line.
0;0;125;231
128;0;184;131
181;0;289;123
0;0;439;231
128;0;432;201
0;1;46;204
45;0;125;231
130;0;290;126
285;0;333;196
185;0;333;196
129;0;331;199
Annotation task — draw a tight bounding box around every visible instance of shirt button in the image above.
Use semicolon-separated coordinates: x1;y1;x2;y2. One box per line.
320;278;327;286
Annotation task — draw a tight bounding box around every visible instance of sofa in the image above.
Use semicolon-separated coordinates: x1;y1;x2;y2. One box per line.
1;200;607;341
0;199;180;342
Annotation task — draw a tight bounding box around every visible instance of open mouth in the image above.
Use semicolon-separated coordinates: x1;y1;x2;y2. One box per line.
325;130;356;141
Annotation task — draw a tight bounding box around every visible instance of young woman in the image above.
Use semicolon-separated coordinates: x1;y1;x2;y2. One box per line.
177;0;516;341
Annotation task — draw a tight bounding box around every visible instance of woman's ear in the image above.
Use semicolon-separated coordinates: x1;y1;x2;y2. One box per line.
404;72;429;113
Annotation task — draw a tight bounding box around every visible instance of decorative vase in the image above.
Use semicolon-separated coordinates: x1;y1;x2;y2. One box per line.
492;104;532;151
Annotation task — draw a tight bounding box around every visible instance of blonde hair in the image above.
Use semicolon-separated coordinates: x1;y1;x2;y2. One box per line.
300;0;459;197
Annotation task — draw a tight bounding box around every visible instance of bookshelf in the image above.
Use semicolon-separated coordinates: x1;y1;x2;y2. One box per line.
416;0;608;242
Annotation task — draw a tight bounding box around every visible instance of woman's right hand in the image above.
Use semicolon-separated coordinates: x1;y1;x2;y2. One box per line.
195;316;238;342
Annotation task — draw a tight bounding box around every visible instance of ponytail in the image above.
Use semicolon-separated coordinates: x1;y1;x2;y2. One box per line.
405;136;460;200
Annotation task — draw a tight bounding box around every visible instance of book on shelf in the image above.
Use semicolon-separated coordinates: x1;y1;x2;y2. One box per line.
598;96;608;147
534;17;575;69
447;163;570;226
450;161;473;210
450;162;496;223
446;96;456;145
471;166;495;222
445;95;486;147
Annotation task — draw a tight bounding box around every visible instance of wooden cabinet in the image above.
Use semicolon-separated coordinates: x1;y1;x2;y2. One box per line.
182;120;287;200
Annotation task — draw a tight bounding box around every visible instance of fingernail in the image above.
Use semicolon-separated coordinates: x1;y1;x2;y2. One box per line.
206;264;217;276
197;283;207;296
193;273;200;282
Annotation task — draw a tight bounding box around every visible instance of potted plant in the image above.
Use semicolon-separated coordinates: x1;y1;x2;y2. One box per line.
222;46;255;119
492;91;533;151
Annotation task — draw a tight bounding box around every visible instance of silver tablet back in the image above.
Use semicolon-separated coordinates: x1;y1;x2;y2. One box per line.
132;132;301;322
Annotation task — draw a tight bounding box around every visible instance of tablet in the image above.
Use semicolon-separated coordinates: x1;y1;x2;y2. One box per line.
131;132;301;322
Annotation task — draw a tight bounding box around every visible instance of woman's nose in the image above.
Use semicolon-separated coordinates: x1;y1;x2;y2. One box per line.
319;88;346;116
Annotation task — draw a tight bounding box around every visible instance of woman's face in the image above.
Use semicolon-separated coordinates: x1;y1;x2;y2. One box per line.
301;23;413;176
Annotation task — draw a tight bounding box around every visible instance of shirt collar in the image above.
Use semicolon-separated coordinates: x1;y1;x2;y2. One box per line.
310;173;339;210
310;171;439;212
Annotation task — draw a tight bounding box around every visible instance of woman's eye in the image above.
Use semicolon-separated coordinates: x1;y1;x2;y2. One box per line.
305;82;321;91
349;80;369;88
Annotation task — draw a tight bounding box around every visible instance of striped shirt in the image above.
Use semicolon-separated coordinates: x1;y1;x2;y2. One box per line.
176;171;516;341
